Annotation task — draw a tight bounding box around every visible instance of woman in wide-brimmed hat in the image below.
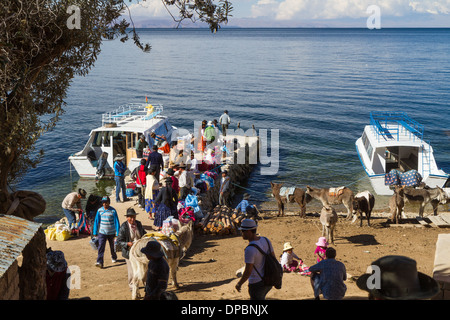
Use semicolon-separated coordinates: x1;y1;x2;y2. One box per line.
356;255;439;300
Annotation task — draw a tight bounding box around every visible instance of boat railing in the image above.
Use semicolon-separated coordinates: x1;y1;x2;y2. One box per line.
369;111;424;142
102;103;163;126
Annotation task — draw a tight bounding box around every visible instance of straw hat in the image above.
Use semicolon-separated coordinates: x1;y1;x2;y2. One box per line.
283;242;294;252
356;255;439;300
315;237;328;247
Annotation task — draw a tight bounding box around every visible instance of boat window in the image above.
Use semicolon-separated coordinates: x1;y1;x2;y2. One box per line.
362;132;373;160
164;122;169;133
367;145;373;160
92;132;102;146
102;132;111;147
127;133;137;149
112;131;125;141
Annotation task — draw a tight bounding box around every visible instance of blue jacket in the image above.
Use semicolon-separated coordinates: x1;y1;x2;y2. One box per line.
235;200;249;213
93;206;120;236
114;161;126;177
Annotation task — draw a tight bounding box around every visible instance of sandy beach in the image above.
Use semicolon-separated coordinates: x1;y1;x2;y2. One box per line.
45;190;450;301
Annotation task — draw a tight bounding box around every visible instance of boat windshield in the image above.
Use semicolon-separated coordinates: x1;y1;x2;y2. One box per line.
92;131;112;147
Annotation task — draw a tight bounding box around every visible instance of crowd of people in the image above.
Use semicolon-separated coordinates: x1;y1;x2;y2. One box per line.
52;109;440;301
235;220;440;301
52;111;235;300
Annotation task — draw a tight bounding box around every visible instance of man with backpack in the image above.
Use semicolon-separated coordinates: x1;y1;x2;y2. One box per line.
235;219;280;300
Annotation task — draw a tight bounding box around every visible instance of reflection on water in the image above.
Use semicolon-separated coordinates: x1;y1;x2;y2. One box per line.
32;175;115;226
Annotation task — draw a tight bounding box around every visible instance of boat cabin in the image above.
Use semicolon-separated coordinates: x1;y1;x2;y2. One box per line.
356;112;448;195
69;103;175;178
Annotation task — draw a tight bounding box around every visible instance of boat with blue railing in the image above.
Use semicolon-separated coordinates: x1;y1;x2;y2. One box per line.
355;111;449;195
69;102;178;179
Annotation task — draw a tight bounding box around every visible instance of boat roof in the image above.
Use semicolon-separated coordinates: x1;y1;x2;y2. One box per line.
364;111;428;148
91;103;170;133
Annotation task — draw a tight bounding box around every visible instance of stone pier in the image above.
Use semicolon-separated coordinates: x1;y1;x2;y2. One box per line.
197;135;259;212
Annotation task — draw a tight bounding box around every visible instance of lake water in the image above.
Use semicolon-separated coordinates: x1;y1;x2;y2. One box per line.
15;28;450;224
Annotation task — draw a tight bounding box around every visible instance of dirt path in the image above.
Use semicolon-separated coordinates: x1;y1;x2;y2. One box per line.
46;197;449;301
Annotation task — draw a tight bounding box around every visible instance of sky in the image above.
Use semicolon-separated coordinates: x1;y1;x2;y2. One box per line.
125;0;450;28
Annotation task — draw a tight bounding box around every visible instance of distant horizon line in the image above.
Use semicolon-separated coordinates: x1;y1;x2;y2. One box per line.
130;26;450;29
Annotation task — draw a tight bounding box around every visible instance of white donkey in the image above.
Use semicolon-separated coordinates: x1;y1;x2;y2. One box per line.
129;220;194;300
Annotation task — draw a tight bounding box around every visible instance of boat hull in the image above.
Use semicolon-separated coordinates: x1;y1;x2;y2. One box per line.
69;155;114;178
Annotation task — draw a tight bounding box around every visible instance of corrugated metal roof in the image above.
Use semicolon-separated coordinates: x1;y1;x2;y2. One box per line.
0;214;42;278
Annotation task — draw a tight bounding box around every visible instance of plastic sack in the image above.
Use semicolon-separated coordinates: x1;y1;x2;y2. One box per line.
45;223;72;241
200;174;214;188
185;194;201;213
45;227;57;241
90;237;99;250
161;216;180;236
55;230;71;241
185;194;198;208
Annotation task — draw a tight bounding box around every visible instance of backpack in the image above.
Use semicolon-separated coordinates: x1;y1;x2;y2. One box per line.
247;237;283;289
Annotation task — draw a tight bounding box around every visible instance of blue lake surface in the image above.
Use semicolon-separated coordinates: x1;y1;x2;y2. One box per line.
16;28;450;224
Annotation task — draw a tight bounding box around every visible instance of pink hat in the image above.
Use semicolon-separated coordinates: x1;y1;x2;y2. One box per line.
315;237;329;247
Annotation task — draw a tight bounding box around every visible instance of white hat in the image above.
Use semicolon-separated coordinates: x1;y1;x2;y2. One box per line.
114;154;125;161
238;219;257;231
283;242;294;252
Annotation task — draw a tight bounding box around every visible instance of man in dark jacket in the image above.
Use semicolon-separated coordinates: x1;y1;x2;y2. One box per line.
146;145;164;182
117;208;146;290
141;240;170;300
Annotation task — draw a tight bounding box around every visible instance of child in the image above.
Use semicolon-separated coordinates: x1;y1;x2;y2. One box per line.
280;242;303;272
314;237;328;263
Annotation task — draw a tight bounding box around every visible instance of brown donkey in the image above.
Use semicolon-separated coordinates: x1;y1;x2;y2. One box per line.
270;182;312;217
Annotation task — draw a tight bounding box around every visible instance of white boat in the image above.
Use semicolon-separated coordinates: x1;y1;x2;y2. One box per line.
69;103;177;178
355;112;449;195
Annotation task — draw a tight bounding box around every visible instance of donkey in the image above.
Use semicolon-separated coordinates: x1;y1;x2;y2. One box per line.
270;182;312;217
389;185;405;224
320;206;338;245
353;190;375;227
306;186;355;220
403;185;448;217
129;220;194;300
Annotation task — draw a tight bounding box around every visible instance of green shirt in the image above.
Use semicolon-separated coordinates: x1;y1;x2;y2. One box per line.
136;139;148;151
204;126;215;142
